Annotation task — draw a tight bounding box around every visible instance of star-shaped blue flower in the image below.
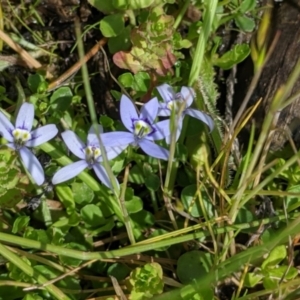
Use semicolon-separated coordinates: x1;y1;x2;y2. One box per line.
0;102;58;185
52;125;126;189
156;84;214;142
101;95;170;160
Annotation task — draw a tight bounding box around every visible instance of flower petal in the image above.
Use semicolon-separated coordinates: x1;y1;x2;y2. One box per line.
61;130;86;159
52;160;88;185
101;131;134;147
181;86;195;107
156;83;176;103
19;147;45;186
165;117;183;144
138;139;169;160
25;124;58;147
93;163;119;190
120;95;138;132
87;125;103;145
6;143;16;150
151;119;171;140
157;102;171;117
105;145;127;160
140;97;158;124
185;108;214;132
15;103;34;131
0;111;14;142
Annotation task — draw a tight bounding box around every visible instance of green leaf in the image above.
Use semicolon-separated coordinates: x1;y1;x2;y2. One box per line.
214;44;250;70
244;272;263;287
87;0;115;13
125;197;143;214
235;15;255;32
100;115;114;128
27;74;45;93
124;0;155;10
144;174;160;191
81;204;106;227
108;25;132;54
50;87;73;113
118;72;134;88
181;184;214;218
132;72;151;94
72;182;94;205
262;245;287;269
128;165;145;184
12;216;30;234
177;250;213;284
100;14;125;38
107;263;131;280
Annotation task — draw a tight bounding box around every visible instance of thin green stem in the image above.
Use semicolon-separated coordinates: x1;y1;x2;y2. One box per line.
173;0;190;30
0;212;298;261
0;243;70;300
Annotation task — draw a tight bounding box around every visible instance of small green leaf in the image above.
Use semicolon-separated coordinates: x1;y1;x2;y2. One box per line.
177;250;213;284
100;115;114;128
144;173;160;191
181;184;213;218
72;182;94;205
262;245;287;269
107;263;131;280
108;25;132;54
244;272;263;287
88;0;115;13
118;72;134;88
128;165;145;184
81;204;106;227
100;14;125;38
125;197;143;214
214;44;250;70
27;74;45;93
50;87;73;113
235;15;255;32
12;216;30;234
124;0;155;10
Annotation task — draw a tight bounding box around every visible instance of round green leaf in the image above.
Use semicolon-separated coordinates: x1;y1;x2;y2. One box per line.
107;263;131;280
181;184;213;218
125;197;143;214
80;204;106;227
118;72;134;88
177;250;213;284
71;182;94;205
145;173;160;191
50;87;73;112
100;14;125;38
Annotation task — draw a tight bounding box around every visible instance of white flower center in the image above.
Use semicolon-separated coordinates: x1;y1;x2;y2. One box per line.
12;128;31;147
85;146;101;165
167;93;186;113
133;120;152;138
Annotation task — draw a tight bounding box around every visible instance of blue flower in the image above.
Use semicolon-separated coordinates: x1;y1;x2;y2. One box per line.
0;102;58;185
156;84;214;142
52;125;126;189
101;95;170;160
